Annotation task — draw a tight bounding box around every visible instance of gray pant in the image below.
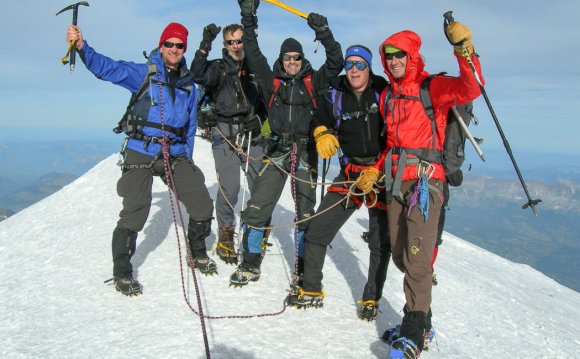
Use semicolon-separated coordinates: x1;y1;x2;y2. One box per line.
211;123;264;227
241;145;317;230
116;149;214;232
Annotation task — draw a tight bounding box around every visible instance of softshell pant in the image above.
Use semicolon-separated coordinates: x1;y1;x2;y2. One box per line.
112;149;214;278
240;145;317;268
388;178;443;346
302;171;391;300
211;123;265;228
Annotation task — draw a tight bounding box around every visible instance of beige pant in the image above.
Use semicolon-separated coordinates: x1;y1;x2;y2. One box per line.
388;178;444;314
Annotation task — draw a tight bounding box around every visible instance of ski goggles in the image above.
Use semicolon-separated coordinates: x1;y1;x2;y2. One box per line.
163;41;185;50
282;54;302;61
224;39;243;45
344;61;368;71
384;51;407;60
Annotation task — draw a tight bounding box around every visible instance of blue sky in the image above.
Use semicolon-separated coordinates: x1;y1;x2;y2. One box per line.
1;0;579;157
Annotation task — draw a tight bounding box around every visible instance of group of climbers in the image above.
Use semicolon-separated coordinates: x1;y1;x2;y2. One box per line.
65;0;483;357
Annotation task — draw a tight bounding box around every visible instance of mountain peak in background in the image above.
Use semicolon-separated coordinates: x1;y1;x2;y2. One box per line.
1;141;578;358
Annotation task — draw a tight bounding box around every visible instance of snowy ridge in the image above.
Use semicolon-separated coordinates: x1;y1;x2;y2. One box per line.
1;140;579;358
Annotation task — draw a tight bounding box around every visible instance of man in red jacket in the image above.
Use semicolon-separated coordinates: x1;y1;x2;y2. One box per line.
356;22;483;358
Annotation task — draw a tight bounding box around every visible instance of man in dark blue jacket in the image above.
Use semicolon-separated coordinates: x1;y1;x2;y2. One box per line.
66;23;215;296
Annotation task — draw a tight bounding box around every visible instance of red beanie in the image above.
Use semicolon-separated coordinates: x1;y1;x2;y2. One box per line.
159;22;189;51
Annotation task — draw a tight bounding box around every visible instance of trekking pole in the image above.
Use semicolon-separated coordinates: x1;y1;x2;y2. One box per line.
320;159;327;202
450;106;485;162
443;11;541;215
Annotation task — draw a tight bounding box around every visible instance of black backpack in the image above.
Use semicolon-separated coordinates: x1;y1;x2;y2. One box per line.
420;73;477;187
196;59;227;130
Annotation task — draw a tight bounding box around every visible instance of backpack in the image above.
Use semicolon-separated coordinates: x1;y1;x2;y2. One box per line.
114;52;194;142
419;73;477;187
196;59;227;130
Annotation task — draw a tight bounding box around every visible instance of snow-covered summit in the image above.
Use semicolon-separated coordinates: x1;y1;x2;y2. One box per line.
1;140;578;358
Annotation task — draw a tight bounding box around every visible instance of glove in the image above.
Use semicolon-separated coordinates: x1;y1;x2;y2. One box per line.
238;0;259;17
307;13;328;33
244;113;262;134
356;167;380;192
446;21;474;55
313;126;339;160
199;23;221;53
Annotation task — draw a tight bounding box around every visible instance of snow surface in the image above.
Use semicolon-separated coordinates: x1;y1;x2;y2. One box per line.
1;139;579;359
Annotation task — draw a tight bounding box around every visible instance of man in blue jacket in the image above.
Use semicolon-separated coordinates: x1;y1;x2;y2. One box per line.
66;23;216;296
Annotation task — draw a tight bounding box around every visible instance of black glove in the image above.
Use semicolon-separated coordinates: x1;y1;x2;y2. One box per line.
199;23;221;53
238;0;259;17
307;13;329;33
244;113;262;134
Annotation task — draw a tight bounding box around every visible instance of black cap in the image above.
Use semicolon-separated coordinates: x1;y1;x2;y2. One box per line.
280;38;303;55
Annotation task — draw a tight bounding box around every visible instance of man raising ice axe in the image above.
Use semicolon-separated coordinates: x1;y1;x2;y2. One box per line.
57;1;89;72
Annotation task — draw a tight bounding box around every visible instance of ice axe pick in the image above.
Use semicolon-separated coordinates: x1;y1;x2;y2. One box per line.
57;1;90;72
262;0;307;19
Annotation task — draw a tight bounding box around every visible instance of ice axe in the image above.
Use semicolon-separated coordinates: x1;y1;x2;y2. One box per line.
443;10;541;215
57;1;90;72
263;0;307;19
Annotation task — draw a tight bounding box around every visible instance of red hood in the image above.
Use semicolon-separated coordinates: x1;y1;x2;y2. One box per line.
379;30;428;87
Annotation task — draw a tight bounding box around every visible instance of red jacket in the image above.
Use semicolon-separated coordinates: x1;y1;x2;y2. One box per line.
376;30;483;181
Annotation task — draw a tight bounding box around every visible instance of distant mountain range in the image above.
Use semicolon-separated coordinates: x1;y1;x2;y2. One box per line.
0;172;78;214
445;174;580;291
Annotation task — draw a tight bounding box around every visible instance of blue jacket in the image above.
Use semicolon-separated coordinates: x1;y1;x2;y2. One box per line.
79;42;198;159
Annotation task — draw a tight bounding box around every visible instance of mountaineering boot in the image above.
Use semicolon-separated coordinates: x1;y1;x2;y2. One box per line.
358;300;378;322
111;227;139;295
114;277;143;297
186;218;217;275
389;337;420;359
188;254;218;275
216;226;238;265
286;287;324;309
382;325;401;344
229;262;261;287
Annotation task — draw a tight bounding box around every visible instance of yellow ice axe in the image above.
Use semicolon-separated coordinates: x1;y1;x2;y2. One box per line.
263;0;308;19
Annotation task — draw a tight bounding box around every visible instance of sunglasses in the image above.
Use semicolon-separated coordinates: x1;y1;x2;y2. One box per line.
163;41;185;50
385;51;406;60
225;39;243;45
282;54;302;61
344;61;368;71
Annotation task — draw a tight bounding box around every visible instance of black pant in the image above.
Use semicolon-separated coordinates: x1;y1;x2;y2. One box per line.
112;149;214;277
302;171;391;300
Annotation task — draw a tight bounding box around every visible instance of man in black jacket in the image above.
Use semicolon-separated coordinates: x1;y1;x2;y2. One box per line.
191;23;266;265
286;45;391;322
230;0;344;286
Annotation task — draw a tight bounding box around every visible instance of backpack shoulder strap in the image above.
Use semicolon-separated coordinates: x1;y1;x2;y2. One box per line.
114;62;158;134
419;72;446;151
268;78;283;108
303;73;317;109
331;88;344;129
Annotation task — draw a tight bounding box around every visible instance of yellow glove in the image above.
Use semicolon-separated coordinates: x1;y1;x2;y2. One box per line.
356;167;380;192
446;22;474;55
313;126;340;160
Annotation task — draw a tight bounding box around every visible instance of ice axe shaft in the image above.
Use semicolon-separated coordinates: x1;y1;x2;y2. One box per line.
443;10;541;215
263;0;308;19
56;1;90;72
450;106;485;162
